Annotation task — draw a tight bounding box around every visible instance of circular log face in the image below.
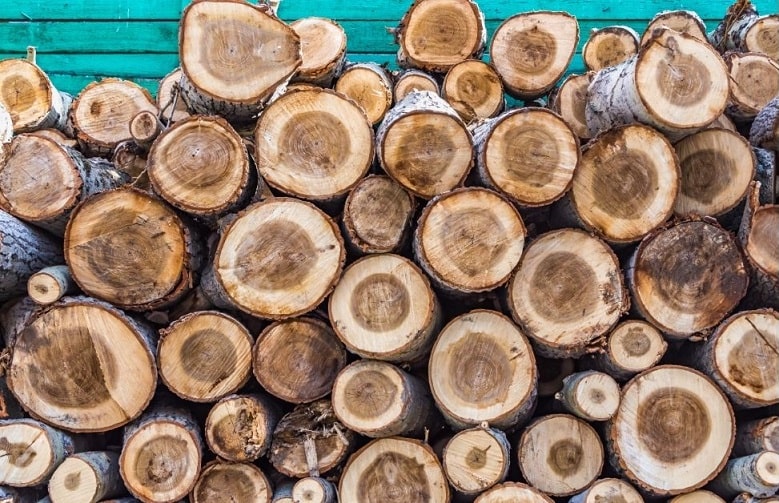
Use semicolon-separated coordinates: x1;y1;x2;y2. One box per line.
747;207;779;276
583;27;639;71
8;301;156;432
611;365;735;495
335;65;393;125
339;437;449;502
291;17;346;77
642;12;708;45
443;59;503;121
578;478;643;503
443;427;509;493
216;198;344;319
551;73;592;139
49;453;118;503
671;490;726;503
394;72;440;102
0;420;59;486
746;15;779;61
607;320;667;373
205;394;275;462
0;59;53;131
728;53;779;117
474;482;553;503
192;461;271;503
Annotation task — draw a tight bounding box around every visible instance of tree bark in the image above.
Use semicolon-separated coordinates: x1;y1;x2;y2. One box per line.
732;493;779;503
0;102;11;144
191;461;272;503
0;486;47;503
584;320;668;381
393;69;440;103
442;424;510;495
205;393;280;463
583;26;640;71
490;12;579;99
556;371;620;421
27;266;76;305
334;63;394;125
442;59;504;122
710;1;779;61
111;141;149;189
708;451;779;499
48;451;124;503
739;183;779;310
726;52;779;121
0;419;77;487
549;73;593;140
568;478;643;503
750;95;779;150
156;68;190;126
734;417;779;457
642;10;709;44
475;482;553;503
290;17;346;88
291;477;337;503
0;59;71;134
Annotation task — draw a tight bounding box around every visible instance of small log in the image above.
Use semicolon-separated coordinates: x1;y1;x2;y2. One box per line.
442;59;503;122
269;399;355;479
726;52;779;121
0;134;130;235
178;0;301;125
254;88;373;204
377;91;473;199
507;229;627;358
518;414;604;497
0;211;63;302
291;477;336;503
272;481;294;503
472;107;580;207
341;175;416;256
339;437;449;502
27;266;76;305
0;59;71;134
674;128;755;218
69;79;158;157
537;357;576;397
428;310;537;430
568;478;643;503
710;2;779;60
334;63;394;125
48;451;123;503
586;320;668;381
128;110;162;150
641;10;709;44
0;419;77;487
148;115;253;218
205;393;280;462
556;371;620;421
158;311;253;403
751;95;779;149
414;188;525;295
8;296;157;433
734;417;779;457
671;490;726;503
608;365;735;496
191;461;272;503
475;482;553;503
586;28;729;140
582;26;640;71
490;12;579;99
291;17;347;87
395;0;486;73
708;452;779;499
156;68;191;125
549;73;593;139
739;183;779;310
328;254;440;363
64;188;201;311
111;141;148;189
393;69;440;102
442;424;510;495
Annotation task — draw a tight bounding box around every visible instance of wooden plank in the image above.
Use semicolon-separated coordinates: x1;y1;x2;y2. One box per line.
0;53;179;79
0;0;183;21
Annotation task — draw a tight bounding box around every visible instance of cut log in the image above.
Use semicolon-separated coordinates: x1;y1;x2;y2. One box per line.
689;309;779;409
582;26;640;71
119;407;202;503
549;73;593;139
673;128;755;218
128;111;162;150
178;0;301;125
148;115;253;217
69;79;158;157
739;183;779;309
428;309;537;430
191;461;272;503
726;52;779;121
586;320;668;381
48;451;123;503
328;254;440;363
564;124;679;243
291;17;347;87
26;128;76;149
269;399;355;478
339;437;449;502
254;88;373;203
629;218;749;337
568;478;643;503
472;107;580;207
393;69;440;102
0;134;130;235
111;141;148;189
27;266;76;305
537;357;576;397
205;198;344;319
413;187;525;294
64;188;201;311
641;10;709;44
156;68;191;125
0;102;11;143
734;417;779;456
442;424;510;495
518;414;604;497
556;371;620;421
341;175;416;256
670;490;726;503
710;1;779;60
158;311;253;403
0;419;76;487
291;477;336;503
586;28;729;140
395;0;486;73
334;63;394;125
608;365;735;496
205;393;280;462
442;59;503;122
7;296;157;432
710;113;738;132
377;90;473;199
490;12;578;99
751;95;779;149
708;452;779;499
0;59;71;134
0;210;64;302
507;228;627;358
475;482;553;503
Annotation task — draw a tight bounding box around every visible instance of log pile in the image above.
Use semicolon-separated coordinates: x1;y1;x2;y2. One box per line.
0;0;778;501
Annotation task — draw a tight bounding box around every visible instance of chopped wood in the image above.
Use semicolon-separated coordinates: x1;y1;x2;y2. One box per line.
583;26;640;71
442;59;504;121
442;424;510;495
549;73;593;139
291;17;347;87
191;461;272;503
393;69;440;102
26;266;75;305
48;451;124;503
334;63;394;125
642;10;709;44
0;59;71;134
0;419;77;487
204;393;280;463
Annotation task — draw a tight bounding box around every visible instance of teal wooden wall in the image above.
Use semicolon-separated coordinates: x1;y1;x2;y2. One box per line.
0;0;775;97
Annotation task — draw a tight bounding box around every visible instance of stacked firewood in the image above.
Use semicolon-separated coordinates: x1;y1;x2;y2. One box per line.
0;0;778;501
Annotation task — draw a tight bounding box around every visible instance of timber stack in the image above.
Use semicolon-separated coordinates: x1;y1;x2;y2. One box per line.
0;0;778;501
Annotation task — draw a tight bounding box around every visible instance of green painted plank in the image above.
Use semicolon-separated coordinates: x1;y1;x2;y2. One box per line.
0;1;184;21
47;74;160;97
0;53;179;79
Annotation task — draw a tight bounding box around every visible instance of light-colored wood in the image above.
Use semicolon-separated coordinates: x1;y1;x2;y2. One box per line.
629;219;749;337
732;494;779;503
568;478;643;503
608;365;735;496
48;451;123;503
508;228;627;358
8;297;157;432
191;461;272;503
709;113;738;132
334;63;393;125
473;107;579;207
156;68;191;125
291;17;347;87
708;452;779;499
0;419;76;487
557;371;620;421
27;266;75;305
739;183;779;310
129;110;162;148
583;26;640;71
475;482;553;503
393;69;440;102
670;490;725;503
641;10;708;44
518;414;604;497
442;425;510;495
587;320;667;381
205;393;280;462
490;11;579;99
711;3;779;61
25;128;76;148
0;59;71;134
537;357;576;397
255;88;373;202
734;417;779;457
442;59;503;122
550;73;593;139
428;310;537;430
750;95;779;149
395;0;486;73
339;437;449;502
329;254;440;363
291;477;336;503
726;52;779;121
414;187;525;294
